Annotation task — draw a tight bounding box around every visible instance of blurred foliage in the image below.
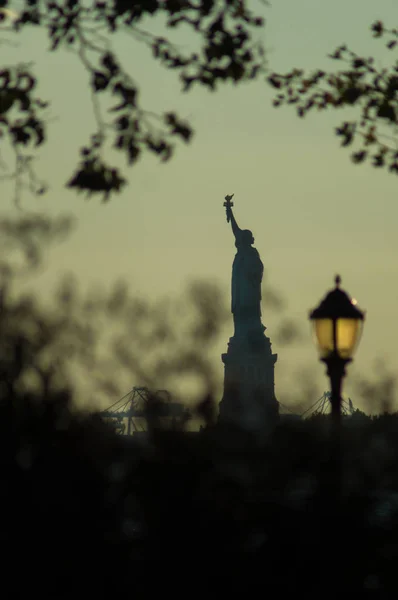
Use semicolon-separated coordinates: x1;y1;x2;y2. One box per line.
6;374;398;594
0;0;268;201
0;220;229;407
268;20;398;177
352;359;397;415
0;208;237;411
0;208;314;413
261;283;304;348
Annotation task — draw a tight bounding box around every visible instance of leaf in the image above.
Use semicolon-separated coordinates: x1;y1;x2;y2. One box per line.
164;112;193;141
373;153;385;167
182;76;194;92
371;20;384;37
353;58;366;69
127;141;140;165
10;125;31;145
267;75;282;89
92;71;109;92
101;52;119;75
351;150;367;163
377;103;396;122
67;157;126;198
0;91;15;114
342;87;363;104
50;36;61;51
364;127;377;145
116;115;129;131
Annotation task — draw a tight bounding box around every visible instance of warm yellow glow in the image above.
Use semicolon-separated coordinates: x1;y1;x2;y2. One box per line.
312;318;363;359
336;318;363;358
312;319;333;357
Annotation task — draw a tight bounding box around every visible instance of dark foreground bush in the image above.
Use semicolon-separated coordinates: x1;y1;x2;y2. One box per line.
3;388;398;597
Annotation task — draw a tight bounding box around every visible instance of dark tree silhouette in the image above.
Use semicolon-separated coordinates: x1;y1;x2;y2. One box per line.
0;210;234;409
267;21;398;177
0;0;268;201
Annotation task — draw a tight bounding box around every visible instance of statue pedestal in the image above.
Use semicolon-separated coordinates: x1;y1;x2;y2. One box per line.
218;329;279;436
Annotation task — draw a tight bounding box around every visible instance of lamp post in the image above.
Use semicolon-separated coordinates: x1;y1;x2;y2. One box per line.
309;275;365;428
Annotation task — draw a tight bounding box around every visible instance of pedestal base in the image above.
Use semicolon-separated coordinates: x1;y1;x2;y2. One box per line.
218;332;279;436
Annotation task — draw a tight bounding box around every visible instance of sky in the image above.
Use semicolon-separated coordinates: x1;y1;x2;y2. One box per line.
2;0;398;412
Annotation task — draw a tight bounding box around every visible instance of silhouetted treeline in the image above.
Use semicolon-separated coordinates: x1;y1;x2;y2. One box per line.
4;377;398;596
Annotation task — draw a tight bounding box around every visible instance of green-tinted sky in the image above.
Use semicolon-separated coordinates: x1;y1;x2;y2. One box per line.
2;0;398;410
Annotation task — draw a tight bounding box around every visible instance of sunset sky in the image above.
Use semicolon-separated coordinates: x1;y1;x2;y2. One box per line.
2;0;398;412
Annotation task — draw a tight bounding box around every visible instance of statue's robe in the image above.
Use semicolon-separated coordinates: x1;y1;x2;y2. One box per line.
231;245;263;321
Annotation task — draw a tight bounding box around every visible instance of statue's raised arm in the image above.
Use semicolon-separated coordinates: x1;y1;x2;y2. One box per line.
224;194;241;239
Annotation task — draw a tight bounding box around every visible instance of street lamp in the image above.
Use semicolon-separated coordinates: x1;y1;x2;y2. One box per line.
309;275;365;427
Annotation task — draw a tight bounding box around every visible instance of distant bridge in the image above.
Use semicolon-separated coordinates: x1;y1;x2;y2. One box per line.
279;391;355;420
100;386;191;435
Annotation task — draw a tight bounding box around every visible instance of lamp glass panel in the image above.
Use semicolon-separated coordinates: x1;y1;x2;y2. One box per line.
312;319;334;358
312;318;363;358
336;318;363;358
